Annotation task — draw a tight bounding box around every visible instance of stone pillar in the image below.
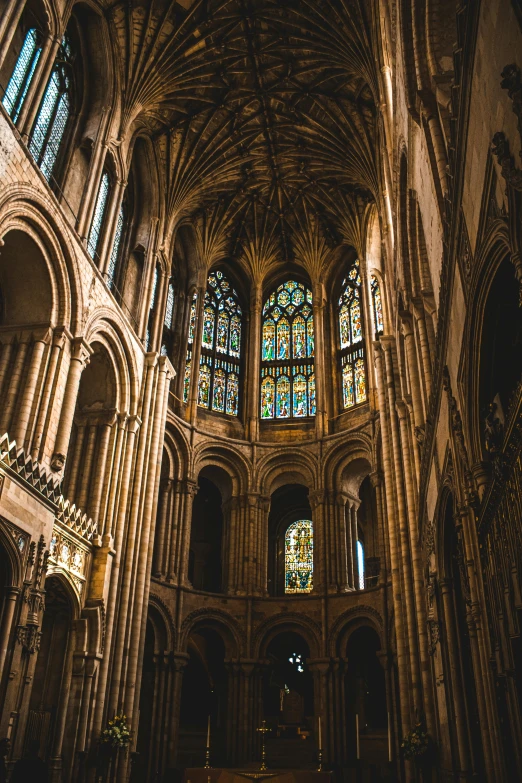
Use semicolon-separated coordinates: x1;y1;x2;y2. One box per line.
97;178;126;278
0;586;20;680
350;502;360;590
51;338;92;472
31;327;66;460
0;0;28;71
168;653;189;767
0;335;29;436
312;283;327;438
309;490;326;593
153;478;173;578
247;285;262;441
88;414;116;523
0;336;14;400
11;328;49;448
77;423;97;509
177;479;199;586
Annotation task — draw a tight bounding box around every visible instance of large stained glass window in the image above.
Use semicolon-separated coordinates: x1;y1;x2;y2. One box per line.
261;280;315;420
29;35;73;181
194;270;242;416
339;260;367;409
285;520;313;594
370;275;384;336
2;28;42;122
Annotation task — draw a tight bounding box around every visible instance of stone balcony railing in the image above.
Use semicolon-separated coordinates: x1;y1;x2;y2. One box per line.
0;432;98;599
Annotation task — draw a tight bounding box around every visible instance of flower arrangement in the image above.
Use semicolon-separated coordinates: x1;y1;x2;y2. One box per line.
401;723;429;759
100;714;131;749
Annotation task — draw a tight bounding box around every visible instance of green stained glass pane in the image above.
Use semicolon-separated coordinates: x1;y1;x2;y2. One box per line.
276;376;290;418
226;373;239;416
261;376;275;418
343;363;354;409
197;361;212;408
212;368;226;412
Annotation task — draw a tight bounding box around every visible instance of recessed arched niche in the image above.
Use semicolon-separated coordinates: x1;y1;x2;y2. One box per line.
188;466;232;594
267;483;313;597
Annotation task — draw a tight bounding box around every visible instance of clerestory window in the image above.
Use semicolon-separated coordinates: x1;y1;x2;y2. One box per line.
339;259;367;409
2;28;42;122
260;280;315;420
285;520;313;594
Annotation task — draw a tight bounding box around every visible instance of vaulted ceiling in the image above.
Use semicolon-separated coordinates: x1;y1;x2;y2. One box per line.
110;0;381;277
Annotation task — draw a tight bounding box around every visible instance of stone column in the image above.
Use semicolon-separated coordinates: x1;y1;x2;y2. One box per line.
247;283;262;441
11;328;50;448
31;327;66;460
312;283;327;438
0;336;13;400
0;0;28;70
400;313;424;479
0;335;29;436
66;419;86;501
77;422;97;509
97;178;126;278
168;653;189;767
0;586;20;680
153;478;173;578
51;338;92;472
309;490;326;593
88;414;116;523
177;479;199;586
412;300;433;400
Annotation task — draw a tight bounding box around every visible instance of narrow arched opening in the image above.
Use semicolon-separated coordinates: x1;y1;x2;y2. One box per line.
268;483;312;597
262;631;315;768
344;626;387;764
179;627;228;768
188;466;231;594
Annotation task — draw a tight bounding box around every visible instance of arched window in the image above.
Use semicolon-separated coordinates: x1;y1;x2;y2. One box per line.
183;292;198;403
161;279;175;356
2;28;42;122
261;280;315;420
195;270;242;416
357;540;365;590
338;259;366;409
285;520;313;594
370;275;384;336
107;202;125;290
29;35;74;181
87;171;110;260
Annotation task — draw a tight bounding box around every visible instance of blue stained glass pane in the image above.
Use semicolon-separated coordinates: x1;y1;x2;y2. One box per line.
262;320;275;361
198;360;212;408
216;312;229;353
371;275;384;334
277;320;290;360
357;540;365;590
308;375;316;416
164;282;174;328
38;88;69;180
107;204;125;289
87;172;110;259
292;317;306;359
202;306;215;348
149;266;159;311
3;29;41;121
293;374;307;417
343;362;354;409
29;71;60;163
212;368;226;412
183;354;191;403
285;520;313;594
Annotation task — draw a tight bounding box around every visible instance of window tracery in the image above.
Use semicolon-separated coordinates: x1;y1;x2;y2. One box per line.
107;203;125;290
161;280;175;357
29;35;73;181
285;520;313;594
192;270;242;417
261;281;315;420
339;260;367;409
2;28;42;122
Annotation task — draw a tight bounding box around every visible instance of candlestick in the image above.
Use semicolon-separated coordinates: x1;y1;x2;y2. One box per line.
387;712;392;762
318;716;322;748
204;715;211;769
207;715;210;747
256;719;270;771
355;714;360;760
317;715;323;772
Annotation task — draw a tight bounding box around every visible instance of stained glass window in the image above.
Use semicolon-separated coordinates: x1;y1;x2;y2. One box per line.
193;270;242;416
285;520;313;594
261;280;315;419
183;293;198;403
87;172;110;260
29;35;73;181
357;540;365;590
370;275;384;335
107;203;125;290
2;29;42;122
339;260;367;409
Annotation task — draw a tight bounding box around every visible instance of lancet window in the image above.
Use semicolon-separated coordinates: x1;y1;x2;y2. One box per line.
285;520;313;594
357;540;365;590
195;270;242;417
29;35;74;181
2;28;42;121
338;260;367;409
161;280;175;356
261;280;315;420
107;202;125;290
183;292;198;404
87;171;110;260
145;265;159;351
370;275;384;336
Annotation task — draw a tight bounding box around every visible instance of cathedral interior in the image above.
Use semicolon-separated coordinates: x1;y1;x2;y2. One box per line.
0;0;521;781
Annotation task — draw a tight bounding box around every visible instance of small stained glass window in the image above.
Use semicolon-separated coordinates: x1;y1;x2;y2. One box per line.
189;270;242;416
339;260;367;409
107;203;125;289
29;35;73;181
370;275;384;335
285;520;313;594
261;280;315;420
164;281;175;329
2;29;42;122
87;172;110;260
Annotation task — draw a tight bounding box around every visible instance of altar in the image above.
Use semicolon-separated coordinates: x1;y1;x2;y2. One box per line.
184;769;332;783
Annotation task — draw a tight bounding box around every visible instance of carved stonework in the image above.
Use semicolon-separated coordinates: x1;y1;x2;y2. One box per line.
424;518;436;557
442;367;479;510
427;620;441;655
16;624;42;654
